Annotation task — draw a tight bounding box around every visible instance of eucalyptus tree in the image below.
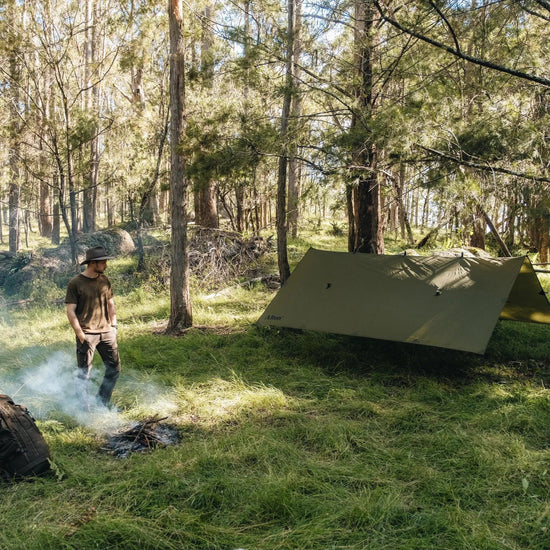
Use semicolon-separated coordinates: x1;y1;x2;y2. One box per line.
167;0;193;332
347;0;384;253
286;0;302;238
302;0;406;253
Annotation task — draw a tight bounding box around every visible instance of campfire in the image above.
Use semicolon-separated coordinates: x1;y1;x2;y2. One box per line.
103;416;181;458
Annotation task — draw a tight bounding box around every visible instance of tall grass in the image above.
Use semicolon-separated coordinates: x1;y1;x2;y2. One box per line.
1;227;550;549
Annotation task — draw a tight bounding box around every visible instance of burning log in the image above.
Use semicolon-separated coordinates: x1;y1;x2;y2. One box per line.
103;416;181;458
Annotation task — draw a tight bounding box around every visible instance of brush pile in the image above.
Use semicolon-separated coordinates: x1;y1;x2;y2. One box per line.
188;227;273;288
103;416;181;458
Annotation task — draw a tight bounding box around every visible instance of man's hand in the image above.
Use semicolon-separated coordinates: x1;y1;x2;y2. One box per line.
67;303;87;344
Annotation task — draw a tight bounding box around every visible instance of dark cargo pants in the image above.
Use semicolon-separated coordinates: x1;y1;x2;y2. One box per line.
75;328;121;407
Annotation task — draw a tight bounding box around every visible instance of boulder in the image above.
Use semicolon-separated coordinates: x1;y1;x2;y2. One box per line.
1;229;136;299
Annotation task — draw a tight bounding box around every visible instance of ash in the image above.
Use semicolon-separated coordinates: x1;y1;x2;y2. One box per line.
103;416;181;458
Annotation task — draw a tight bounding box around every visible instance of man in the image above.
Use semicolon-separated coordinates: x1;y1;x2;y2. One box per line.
65;246;121;410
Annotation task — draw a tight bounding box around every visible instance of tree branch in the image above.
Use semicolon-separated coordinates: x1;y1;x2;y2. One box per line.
533;0;550;12
428;0;461;54
419;145;550;184
374;0;550;87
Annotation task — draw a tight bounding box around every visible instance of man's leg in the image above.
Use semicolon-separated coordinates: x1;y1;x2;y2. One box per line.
75;335;98;410
96;330;121;407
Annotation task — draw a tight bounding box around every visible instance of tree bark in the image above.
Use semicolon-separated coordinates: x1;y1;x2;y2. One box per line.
478;203;511;257
82;0;98;233
193;4;219;229
350;0;384;254
167;0;193;332
469;207;486;250
393;165;414;245
8;0;21;254
276;0;295;283
287;0;302;239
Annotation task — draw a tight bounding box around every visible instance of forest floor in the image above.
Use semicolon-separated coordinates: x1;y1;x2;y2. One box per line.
1;223;550;549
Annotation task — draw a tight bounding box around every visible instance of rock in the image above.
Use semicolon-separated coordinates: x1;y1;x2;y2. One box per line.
0;229;136;299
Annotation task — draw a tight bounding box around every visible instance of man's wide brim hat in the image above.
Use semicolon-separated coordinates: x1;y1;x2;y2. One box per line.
80;246;114;265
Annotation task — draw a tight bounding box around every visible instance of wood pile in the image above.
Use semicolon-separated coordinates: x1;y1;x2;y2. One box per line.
103;416;181;458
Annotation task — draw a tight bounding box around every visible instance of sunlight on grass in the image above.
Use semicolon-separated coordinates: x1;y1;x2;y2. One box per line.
175;376;294;427
196;285;273;327
3;233;550;549
0;307;68;350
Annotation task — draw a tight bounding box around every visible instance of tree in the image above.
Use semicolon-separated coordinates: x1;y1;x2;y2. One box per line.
82;0;100;234
166;0;193;332
6;0;23;253
287;0;303;238
193;2;219;228
275;0;298;283
349;0;384;254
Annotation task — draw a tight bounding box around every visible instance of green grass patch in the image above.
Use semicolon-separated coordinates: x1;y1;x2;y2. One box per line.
2;231;550;548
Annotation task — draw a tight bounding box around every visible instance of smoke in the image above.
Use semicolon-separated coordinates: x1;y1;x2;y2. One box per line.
0;351;179;434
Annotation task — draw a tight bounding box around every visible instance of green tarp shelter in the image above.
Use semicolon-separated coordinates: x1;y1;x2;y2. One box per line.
257;248;550;354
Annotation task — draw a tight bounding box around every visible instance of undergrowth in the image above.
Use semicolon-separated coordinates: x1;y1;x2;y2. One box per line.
0;225;550;549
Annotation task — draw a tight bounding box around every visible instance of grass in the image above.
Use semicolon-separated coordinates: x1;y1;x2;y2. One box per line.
1;226;550;549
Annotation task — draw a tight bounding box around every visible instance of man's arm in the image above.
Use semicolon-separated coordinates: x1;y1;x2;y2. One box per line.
107;298;117;328
66;303;86;343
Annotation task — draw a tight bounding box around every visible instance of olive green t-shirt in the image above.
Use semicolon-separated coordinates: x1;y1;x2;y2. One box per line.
65;274;114;332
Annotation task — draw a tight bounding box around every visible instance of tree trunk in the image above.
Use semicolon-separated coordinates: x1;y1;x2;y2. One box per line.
276;0;295;283
394;164;414;245
195;184;218;228
167;0;193;332
287;0;302;239
349;0;384;254
478;203;511;257
8;0;21;254
38;65;53;239
235;182;245;233
137;116;169;271
52;201;60;245
192;3;219;229
82;0;98;233
469;206;486;249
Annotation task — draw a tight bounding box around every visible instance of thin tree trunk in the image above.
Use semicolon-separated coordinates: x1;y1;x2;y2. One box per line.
287;0;302;239
469;206;486;249
52;195;60;245
394;164;414;245
276;0;295;283
137;115;169;271
478;203;511;256
346;184;355;251
167;0;193;332
8;0;21;254
83;0;98;233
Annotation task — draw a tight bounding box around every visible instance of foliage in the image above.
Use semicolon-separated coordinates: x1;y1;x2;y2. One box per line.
0;0;548;260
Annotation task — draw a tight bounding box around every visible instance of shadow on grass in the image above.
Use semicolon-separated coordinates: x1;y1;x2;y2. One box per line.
253;320;550;388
